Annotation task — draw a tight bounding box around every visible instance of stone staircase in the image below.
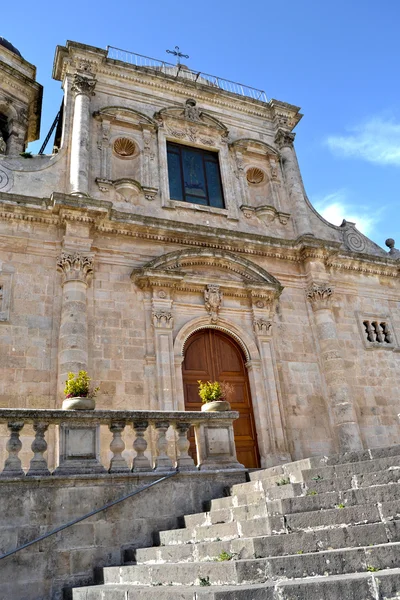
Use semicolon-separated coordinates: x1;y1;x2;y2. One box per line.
72;446;400;599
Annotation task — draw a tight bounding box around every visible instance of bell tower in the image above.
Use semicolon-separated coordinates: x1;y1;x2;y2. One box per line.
0;36;42;154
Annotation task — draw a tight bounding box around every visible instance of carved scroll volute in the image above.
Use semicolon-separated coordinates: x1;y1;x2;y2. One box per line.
57;253;94;286
204;284;223;323
306;283;334;311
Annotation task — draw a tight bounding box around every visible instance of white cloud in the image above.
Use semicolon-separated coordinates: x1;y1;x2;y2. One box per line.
325;117;400;166
313;190;377;236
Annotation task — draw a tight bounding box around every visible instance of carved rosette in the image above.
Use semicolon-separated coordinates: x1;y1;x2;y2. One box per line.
57;253;94;285
306;283;334;311
253;318;272;336
71;74;97;97
274;129;295;150
204;284;223;323
152;310;173;329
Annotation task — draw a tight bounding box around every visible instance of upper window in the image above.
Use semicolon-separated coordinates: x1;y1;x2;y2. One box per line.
167;142;225;209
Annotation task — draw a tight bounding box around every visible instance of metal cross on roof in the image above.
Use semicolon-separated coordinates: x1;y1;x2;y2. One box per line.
166;46;189;65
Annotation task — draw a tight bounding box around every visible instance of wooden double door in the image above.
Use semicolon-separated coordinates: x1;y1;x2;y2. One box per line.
182;329;260;468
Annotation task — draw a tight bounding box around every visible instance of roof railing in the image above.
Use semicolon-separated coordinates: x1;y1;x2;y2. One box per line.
106;46;268;103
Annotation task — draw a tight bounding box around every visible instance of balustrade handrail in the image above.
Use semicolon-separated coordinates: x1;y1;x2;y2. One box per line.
0;408;239;424
0;407;243;478
0;471;178;561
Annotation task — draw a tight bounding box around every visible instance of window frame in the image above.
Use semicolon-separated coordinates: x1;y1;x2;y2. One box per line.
167;142;225;209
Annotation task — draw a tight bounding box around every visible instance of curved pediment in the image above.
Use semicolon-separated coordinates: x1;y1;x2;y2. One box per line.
230;138;279;157
131;248;283;297
93;106;158;129
154;99;228;137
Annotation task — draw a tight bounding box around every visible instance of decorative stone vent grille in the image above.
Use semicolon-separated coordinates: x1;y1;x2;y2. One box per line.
363;320;392;344
358;313;398;350
246;167;265;185
113;137;136;158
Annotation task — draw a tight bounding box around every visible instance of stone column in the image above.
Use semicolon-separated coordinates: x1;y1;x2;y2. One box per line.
153;308;176;411
56;252;93;397
306;283;363;453
70;73;96;196
275;129;313;238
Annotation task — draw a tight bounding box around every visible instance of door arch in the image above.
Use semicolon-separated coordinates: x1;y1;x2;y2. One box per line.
182;328;260;468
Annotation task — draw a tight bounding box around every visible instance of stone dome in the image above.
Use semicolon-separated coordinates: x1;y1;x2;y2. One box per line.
0;36;22;57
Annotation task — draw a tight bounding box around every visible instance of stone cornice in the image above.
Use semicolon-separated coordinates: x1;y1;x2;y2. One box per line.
0;192;398;278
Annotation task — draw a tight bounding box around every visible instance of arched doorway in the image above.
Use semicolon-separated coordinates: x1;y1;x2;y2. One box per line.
182;329;260;468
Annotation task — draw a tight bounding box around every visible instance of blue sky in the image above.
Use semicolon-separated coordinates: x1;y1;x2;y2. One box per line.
3;0;399;249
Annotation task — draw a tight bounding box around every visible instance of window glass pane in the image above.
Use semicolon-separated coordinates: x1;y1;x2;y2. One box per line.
167;148;183;201
205;159;224;208
182;148;207;200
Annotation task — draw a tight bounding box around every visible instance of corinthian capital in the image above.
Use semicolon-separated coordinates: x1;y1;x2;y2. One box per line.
306;282;334;311
57;252;94;285
275;129;295;150
71;74;96;97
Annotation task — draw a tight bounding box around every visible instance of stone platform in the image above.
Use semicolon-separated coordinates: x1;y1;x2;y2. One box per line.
72;445;400;599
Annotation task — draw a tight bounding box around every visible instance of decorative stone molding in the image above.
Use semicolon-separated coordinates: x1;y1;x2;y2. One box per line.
57;252;94;285
0;262;14;322
204;284;223;323
385;238;400;258
253;318;272;335
152;310;173;329
71;73;96;96
255;205;290;226
142;186;158;201
274;129;295;149
306;283;334;311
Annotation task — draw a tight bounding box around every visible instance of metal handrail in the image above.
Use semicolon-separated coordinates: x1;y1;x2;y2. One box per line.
106;45;268;103
0;471;178;560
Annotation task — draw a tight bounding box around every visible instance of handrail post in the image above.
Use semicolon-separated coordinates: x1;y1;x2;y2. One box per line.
194;415;244;471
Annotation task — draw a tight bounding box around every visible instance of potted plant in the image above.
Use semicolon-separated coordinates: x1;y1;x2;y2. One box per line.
198;380;234;412
62;370;99;410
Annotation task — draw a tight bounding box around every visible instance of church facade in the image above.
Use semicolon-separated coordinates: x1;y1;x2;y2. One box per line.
0;39;399;469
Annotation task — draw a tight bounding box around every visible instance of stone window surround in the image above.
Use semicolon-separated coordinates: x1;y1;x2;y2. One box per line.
356;311;399;351
158;128;239;221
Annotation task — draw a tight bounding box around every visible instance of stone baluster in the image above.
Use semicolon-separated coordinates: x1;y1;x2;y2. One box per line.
275;129;313;238
132;420;151;472
154;421;174;471
27;422;50;476
1;421;24;477
70;72;96;196
174;422;196;471
56;252;93;397
108;421;129;473
307;283;363;453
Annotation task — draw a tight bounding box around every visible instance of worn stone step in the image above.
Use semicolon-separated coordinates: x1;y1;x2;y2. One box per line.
160;496;400;548
206;489;266;511
302;455;400;482
73;567;400;599
135;520;400;565
103;541;400;586
230;479;302;499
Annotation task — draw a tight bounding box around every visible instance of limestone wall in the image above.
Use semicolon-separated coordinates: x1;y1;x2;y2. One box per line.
0;471;245;600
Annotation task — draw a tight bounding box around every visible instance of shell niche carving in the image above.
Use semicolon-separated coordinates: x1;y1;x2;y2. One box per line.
113;137;136;157
246;167;265;185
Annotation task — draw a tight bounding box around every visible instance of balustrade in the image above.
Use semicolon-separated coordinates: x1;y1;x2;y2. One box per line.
0;409;243;477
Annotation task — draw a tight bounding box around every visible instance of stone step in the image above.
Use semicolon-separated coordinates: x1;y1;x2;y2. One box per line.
189;481;400;529
71;568;400;600
302;454;400;482
103;541;400;586
135;519;400;565
158;497;400;546
230;479;302;498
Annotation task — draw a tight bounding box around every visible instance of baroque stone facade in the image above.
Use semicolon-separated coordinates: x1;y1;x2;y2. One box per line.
0;39;399;468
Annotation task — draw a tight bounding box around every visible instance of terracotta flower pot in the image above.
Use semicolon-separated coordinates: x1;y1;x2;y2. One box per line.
201;400;231;412
62;396;96;410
